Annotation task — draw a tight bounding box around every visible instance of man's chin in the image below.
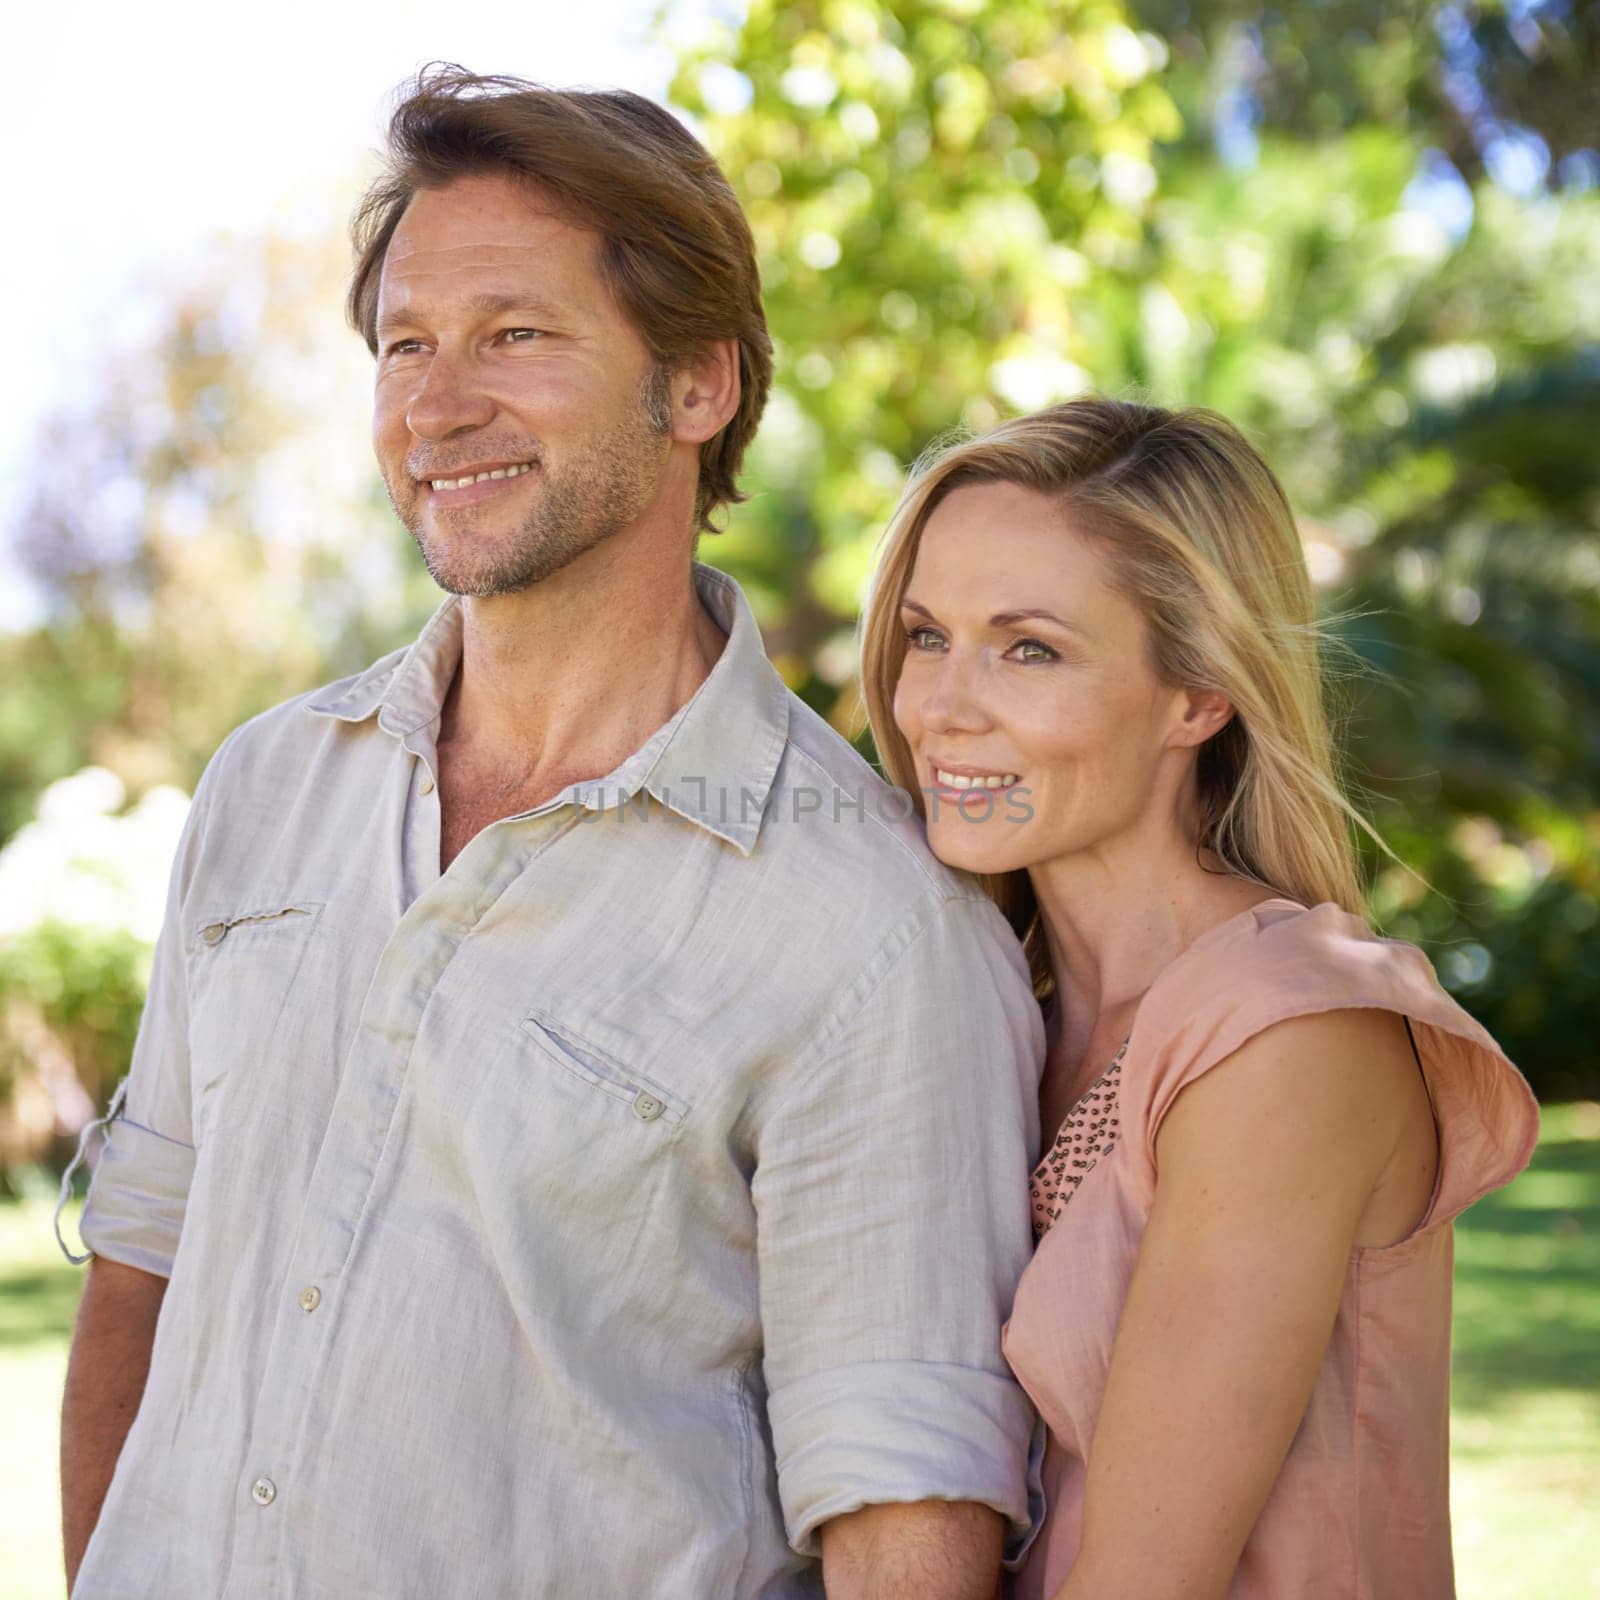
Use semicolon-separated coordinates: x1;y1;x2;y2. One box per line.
425;563;542;599
410;541;524;597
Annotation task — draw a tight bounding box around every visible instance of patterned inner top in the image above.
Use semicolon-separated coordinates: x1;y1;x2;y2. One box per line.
1029;1038;1129;1242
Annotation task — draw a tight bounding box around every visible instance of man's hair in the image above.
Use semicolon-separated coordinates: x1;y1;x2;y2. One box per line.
348;65;773;534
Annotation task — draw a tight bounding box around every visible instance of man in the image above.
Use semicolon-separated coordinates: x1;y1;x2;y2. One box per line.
57;68;1044;1599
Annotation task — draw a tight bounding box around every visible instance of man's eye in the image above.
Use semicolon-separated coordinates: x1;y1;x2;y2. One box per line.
383;339;423;356
503;327;545;342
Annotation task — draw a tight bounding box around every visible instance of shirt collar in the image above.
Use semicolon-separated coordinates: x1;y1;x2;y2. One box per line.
305;562;791;856
304;591;460;737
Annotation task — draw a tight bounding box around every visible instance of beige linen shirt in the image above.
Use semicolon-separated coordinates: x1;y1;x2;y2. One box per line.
61;561;1046;1599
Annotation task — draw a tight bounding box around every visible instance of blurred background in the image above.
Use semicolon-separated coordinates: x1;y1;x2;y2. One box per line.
2;1;1596;1595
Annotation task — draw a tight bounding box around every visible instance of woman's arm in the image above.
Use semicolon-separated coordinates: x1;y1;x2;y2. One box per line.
1053;1006;1430;1600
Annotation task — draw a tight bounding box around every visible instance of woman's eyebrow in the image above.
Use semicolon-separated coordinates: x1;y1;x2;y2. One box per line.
901;596;1081;631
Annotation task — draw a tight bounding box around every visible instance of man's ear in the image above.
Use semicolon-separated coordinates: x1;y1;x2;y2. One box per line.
671;338;741;445
1171;687;1235;749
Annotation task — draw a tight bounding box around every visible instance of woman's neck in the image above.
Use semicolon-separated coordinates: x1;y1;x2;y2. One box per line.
1031;837;1281;1062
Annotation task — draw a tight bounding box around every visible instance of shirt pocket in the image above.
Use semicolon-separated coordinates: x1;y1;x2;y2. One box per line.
516;1005;691;1136
186;900;324;1144
493;1006;698;1293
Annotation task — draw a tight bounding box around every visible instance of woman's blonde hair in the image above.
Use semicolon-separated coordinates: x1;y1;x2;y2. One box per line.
860;395;1379;999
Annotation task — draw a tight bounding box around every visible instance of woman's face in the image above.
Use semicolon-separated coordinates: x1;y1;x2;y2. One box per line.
891;480;1217;879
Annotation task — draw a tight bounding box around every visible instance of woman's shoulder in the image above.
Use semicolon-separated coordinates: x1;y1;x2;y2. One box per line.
1138;897;1483;1045
1123;897;1540;1225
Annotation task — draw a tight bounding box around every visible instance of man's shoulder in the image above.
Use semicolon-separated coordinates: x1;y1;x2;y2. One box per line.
765;689;962;897
746;693;1041;1095
203;646;409;783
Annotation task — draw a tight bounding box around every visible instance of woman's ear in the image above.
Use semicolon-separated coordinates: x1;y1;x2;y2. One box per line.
1171;688;1235;749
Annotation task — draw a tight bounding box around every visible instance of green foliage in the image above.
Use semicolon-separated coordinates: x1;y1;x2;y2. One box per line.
0;211;437;838
675;0;1180;647
0;3;1594;1103
677;1;1600;1095
1128;0;1600;182
0;922;148;1184
0;626;133;845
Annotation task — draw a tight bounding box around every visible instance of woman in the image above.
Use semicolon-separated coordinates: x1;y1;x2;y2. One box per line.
860;396;1539;1599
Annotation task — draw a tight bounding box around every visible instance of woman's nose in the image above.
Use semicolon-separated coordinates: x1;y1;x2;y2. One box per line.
919;654;992;735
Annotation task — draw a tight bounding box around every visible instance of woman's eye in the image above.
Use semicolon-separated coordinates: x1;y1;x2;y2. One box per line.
903;625;944;651
1011;638;1058;664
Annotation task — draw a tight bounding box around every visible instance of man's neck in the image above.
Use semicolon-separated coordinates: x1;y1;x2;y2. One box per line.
436;535;728;795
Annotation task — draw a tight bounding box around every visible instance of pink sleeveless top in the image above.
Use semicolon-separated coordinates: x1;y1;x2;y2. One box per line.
1001;899;1539;1600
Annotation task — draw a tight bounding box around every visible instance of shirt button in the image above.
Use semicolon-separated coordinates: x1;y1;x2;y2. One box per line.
298;1285;321;1313
250;1476;277;1506
632;1092;665;1122
200;922;227;946
420;773;435;795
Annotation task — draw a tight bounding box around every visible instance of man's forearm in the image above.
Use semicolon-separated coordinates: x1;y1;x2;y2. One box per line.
821;1499;1005;1599
60;1255;167;1594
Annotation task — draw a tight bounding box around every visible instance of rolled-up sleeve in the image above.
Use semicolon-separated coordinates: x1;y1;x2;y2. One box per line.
77;1109;197;1277
752;889;1046;1561
68;740;226;1278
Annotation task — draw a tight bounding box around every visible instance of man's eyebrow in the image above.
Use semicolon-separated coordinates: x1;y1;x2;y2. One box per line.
900;597;1082;631
374;292;569;339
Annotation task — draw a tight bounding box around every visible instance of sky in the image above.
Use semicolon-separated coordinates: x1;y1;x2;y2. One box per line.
3;0;718;628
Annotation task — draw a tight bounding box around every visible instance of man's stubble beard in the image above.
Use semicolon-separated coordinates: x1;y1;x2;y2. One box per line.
393;365;677;598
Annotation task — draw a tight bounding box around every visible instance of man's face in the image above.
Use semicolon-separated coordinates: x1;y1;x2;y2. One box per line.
371;171;674;596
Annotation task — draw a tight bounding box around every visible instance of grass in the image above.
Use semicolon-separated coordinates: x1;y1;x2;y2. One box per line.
3;1105;1597;1600
1445;1100;1600;1598
0;1188;85;1600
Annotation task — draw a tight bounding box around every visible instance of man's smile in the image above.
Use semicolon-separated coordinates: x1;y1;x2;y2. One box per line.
420;461;537;505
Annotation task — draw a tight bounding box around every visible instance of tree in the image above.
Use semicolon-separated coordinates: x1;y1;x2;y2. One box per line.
673;0;1600;1093
4;7;1595;1108
0;189;438;1174
674;0;1182;723
1128;0;1600;185
1;187;437;845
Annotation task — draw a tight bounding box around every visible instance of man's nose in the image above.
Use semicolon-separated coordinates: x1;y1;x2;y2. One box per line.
404;346;495;440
